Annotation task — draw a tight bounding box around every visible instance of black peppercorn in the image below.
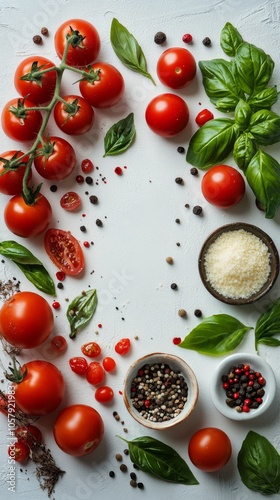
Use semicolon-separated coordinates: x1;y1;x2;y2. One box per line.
41;27;49;36
85;176;93;185
120;464;128;472
109;471;115;478
154;31;166;44
96;219;103;227
194;309;202;317
175;218;180;224
57;283;64;289
33;34;42;44
80;226;86;232
177;146;185;154
175;177;184;185
190;167;198;176
130;472;137;480
89;195;98;204
202;37;211;46
137;482;144;489
130;479;137;488
193;205;203;215
50;185;57;192
170;283;178;290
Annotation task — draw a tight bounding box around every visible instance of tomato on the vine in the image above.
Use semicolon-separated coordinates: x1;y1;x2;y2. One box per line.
55;19;100;68
50;335;67;354
86;361;105;385
14;56;57;105
114;338;131;355
54;95;94;135
69;357;88;375
188;427;232;472
145;93;189;137
53;404;104;456
79;62;125;108
8;441;29;463
95;386;114;403
201;164;245;208
60;191;81;211
81;342;101;358
44;229;85;276
14;360;65;416
195;108;214;126
102;357;116;372
15;425;43;447
0;291;54;349
34;136;76;181
0;150;31;195
1;98;42;141
4;193;52;238
157;47;196;89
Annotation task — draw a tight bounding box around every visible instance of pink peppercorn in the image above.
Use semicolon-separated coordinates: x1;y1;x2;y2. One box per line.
182;33;193;43
114;166;123;175
172;337;181;345
52;301;60;310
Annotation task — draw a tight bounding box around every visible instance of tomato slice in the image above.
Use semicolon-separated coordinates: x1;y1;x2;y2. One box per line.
60;191;81;211
44;229;85;276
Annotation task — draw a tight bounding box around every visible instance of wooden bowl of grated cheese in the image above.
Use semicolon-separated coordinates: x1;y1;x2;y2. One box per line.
198;222;279;305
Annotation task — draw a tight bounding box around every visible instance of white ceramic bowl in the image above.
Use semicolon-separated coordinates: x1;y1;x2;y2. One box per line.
123;352;199;430
210;353;276;421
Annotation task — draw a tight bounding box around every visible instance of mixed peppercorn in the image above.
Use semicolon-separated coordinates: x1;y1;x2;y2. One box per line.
221;363;266;413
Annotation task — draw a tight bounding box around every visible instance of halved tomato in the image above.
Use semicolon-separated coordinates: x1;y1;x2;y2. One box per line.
44;229;85;276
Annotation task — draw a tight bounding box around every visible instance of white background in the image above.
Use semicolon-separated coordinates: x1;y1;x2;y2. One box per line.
0;0;279;499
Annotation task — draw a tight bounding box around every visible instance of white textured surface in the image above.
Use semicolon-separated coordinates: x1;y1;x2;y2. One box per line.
0;0;279;499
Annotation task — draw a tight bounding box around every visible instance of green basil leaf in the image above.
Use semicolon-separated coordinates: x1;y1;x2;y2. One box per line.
233;133;257;171
255;297;280;349
220;22;243;57
199;59;244;111
66;289;98;339
119;436;198;485
103;112;136;157
237;431;280;495
234;100;252;128
235;41;274;96
186;118;240;168
0;240;56;296
110;18;155;84
257;337;280;346
245;150;280;218
179;314;251;356
248;86;278;111
249;109;280;146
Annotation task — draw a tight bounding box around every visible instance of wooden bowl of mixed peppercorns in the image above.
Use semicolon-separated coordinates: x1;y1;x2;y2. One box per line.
123;352;199;430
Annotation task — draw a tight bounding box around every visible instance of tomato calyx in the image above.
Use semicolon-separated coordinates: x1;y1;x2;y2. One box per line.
20;60;53;85
0;151;29;174
5;357;27;384
59;97;81;121
9;98;31;121
78;66;101;84
35;137;56;161
66;27;86;49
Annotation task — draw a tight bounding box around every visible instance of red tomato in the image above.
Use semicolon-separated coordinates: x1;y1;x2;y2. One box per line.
145;93;189;137
15;425;43;447
60;191;81;211
201;164;245;208
0;291;54;349
0;150;31;195
195;108;214;126
69;357;88;375
54;19;100;68
14;360;65;416
8;441;29;462
14;56;57;105
102;357;116;372
1;98;42;141
4;193;52;238
157;47;196;89
54;95;94;135
188;428;232;472
79;62;125;108
34;136;76;181
81;342;101;358
95;386;114;403
86;362;105;385
50;335;67;354
54;404;104;456
44;228;85;276
0;393;8;415
114;338;131;355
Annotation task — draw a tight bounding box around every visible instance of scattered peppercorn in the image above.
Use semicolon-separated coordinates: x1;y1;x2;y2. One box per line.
41;27;49;36
120;464;128;472
193;205;203;215
114;166;123;175
33;35;42;45
96;219;103;227
185;203;190;208
175;218;180;224
170;283;178;290
176;242;181;247
130;472;137;480
138;482;144;489
76;175;84;184
177;146;185;154
57;283;64;290
109;471;115;478
194;309;202;317
89;195;98;204
190;167;198;176
50;185;57;192
175;177;184;185
124;449;129;455
154;31;166;44
202;37;211;46
130;479;137;488
115;453;123;462
178;309;187;318
80;226;86;232
166;256;173;264
182;33;193;43
85;176;93;185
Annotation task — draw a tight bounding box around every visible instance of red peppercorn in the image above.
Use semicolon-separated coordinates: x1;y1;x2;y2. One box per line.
256;397;263;404
258;376;266;386
243;365;250;371
81;159;94;173
114;166;123;175
255;372;261;377
242;405;250;413
52;301;60;310
173;337;181;345
248;380;254;386
234;368;242;375
244;398;252;406
76;175;84;184
223;382;229;390
56;271;66;281
249;373;256;380
233;392;240;400
182;33;193;43
144;400;151;408
233;378;239;383
83;241;90;248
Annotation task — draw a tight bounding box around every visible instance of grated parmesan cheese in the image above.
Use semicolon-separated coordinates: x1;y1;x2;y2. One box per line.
204;229;271;299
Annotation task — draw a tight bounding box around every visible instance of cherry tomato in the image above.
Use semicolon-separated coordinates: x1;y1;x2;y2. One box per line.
0;150;31;195
195;108;214;126
14;56;57;105
201;164;245;208
114;338;131;355
1;98;42;141
44;228;85;276
157;47;196;89
95;386;114;403
145;93;189;137
54;95;94;135
50;335;67;354
102;357;116;372
53;404;104;456
188;428;232;472
4;193;52;238
0;291;54;349
15;425;43;447
86;361;105;385
14;360;65;416
0;394;8;415
69;357;88;375
54;19;100;68
60;191;81;211
79;62;125;108
34;136;76;181
8;441;29;462
81;342;102;358
81;158;94;173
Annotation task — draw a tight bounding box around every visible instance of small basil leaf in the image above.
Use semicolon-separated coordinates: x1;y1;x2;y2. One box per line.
245;150;280;219
0;240;42;265
235;42;274;96
249;109;280;146
103;112;136;157
233;133;257;171
179;314;251;356
237;431;280;495
119;436;199;485
234;100;252;128
186;118;240;168
257;337;280;346
255;297;280;349
67;289;98;339
110;18;155;84
220;22;243;57
248;86;278;111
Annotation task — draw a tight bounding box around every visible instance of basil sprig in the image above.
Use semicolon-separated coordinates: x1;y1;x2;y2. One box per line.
186;22;280;218
255;297;280;349
118;436;198;485
103;112;136;156
66;289;98;338
110;18;155;84
0;240;55;296
237;431;280;495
